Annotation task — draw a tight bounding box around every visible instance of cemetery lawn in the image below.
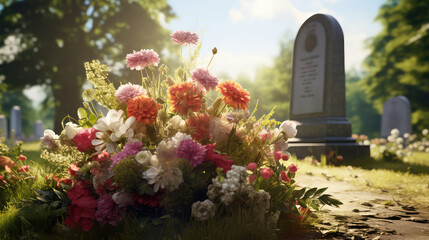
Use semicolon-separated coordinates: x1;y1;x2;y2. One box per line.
292;153;429;208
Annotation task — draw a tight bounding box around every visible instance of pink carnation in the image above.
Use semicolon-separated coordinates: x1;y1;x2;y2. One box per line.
288;164;298;173
170;30;199;45
247;162;257;170
177;139;207;167
191;68;219;91
126;49;160;70
115;83;147;103
273;151;282;161
281;171;290;182
95;193;121;226
72;128;98;152
260;168;273;179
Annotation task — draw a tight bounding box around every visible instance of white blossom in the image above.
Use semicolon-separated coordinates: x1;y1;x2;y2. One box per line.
192;199;216;221
280;120;298;138
64;122;82;140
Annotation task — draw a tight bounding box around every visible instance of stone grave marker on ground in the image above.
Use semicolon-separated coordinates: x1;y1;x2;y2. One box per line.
288;14;369;160
34;120;44;139
0;115;7;138
10;105;22;137
380;96;412;138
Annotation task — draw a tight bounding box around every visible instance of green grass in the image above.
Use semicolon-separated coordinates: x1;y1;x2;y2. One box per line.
293;152;429;208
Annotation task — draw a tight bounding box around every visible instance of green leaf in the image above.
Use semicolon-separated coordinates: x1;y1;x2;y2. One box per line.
282;185;295;199
297;199;307;208
269;184;287;199
293;187;306;199
52;189;69;202
88;113;97;124
313;187;328;198
303;187;318;199
77;107;87;119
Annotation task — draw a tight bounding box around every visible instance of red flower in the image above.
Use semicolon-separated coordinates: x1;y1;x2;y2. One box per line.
18;165;30;172
68;163;80;177
288;164;298;173
186;113;211;141
281;171;290;182
18;154;27;161
72;128;98;152
134;192;162;208
64;181;97;231
205;144;234;173
246;163;257;171
273;151;282;161
260;168;273;179
168;82;203;115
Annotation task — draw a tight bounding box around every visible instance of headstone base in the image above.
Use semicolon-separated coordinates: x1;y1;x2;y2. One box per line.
288;140;370;161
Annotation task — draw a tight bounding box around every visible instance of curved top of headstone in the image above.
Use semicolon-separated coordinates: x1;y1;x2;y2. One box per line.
290;13;346;120
12;105;21;110
383;96;410;106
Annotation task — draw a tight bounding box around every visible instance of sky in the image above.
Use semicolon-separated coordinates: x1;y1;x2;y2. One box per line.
24;0;386;105
167;0;385;79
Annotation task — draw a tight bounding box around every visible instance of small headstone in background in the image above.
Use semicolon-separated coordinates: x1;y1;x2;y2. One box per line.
0;115;7;138
288;14;369;160
380;96;412;138
33;120;44;139
10;105;22;137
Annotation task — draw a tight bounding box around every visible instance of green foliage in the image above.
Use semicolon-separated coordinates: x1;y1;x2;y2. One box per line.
236;33;294;122
0;0;175;131
345;69;381;138
113;157;144;192
363;0;429;131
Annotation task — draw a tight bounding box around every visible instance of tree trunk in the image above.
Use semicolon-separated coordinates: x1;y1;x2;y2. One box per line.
52;61;83;133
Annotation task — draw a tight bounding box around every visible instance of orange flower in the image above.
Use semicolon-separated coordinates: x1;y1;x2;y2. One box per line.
127;95;160;125
168;82;203;115
0;155;16;173
186;113;211;141
217;80;250;110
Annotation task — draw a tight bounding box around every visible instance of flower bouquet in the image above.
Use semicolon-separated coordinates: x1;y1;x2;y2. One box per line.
37;30;341;239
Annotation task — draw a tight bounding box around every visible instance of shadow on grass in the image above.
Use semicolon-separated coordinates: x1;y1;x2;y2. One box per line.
345;158;429;175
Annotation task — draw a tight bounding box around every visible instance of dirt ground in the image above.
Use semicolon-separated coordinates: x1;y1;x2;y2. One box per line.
294;173;429;240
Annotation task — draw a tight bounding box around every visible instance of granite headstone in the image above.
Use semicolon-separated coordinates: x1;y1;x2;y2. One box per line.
10;105;22;137
0;115;7;138
34;120;44;139
380;96;412;138
288;14;369;160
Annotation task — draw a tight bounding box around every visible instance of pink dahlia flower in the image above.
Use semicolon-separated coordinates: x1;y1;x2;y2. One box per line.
191;68;219;91
126;49;160;70
170;30;199;45
115;83;147;103
177;139;207;167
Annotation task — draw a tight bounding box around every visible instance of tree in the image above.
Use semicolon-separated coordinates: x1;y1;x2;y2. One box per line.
363;0;429;131
0;0;175;132
238;34;293;122
345;69;381;138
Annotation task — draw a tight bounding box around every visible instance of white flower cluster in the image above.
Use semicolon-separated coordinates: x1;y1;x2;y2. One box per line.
207;165;248;205
191;199;216;221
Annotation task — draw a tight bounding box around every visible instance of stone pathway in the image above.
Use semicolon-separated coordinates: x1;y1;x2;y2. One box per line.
294;173;429;239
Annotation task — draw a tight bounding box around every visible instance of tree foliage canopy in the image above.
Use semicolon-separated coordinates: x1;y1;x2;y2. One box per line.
363;0;429;131
0;0;174;131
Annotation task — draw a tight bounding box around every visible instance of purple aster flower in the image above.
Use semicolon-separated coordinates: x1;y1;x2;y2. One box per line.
177;139;207;167
126;49;160;71
115;83;147;103
109;141;143;171
170;30;199;45
95;193;121;226
191;68;219;91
